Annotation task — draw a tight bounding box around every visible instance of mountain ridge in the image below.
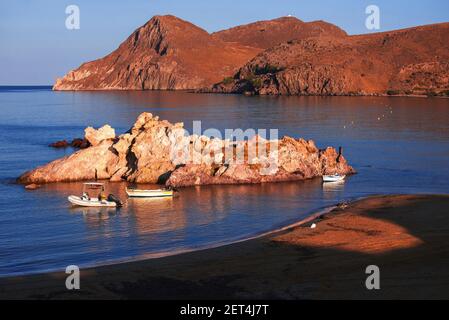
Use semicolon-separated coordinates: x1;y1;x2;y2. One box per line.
212;16;347;49
209;22;449;96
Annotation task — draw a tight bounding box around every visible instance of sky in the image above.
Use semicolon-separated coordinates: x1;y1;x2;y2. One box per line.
1;0;448;85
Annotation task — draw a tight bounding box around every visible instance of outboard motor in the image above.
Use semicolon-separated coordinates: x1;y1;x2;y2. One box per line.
107;194;123;207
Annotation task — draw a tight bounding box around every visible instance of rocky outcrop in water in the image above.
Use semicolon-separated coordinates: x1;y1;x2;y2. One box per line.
49;140;70;148
18;113;355;187
49;138;91;149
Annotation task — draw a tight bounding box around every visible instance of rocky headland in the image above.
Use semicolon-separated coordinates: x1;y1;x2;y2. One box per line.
53;15;261;90
18;113;354;187
53;15;449;97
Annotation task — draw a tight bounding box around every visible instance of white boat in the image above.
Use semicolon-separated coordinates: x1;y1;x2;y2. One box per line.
68;182;122;207
126;187;174;198
68;195;118;207
322;174;346;183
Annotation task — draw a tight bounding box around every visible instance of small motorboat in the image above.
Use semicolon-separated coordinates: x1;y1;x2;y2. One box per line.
126;187;174;198
323;174;346;183
68;182;122;207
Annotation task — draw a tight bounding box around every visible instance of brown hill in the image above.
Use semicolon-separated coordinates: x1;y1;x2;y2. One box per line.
210;23;449;96
53;15;261;90
212;16;347;49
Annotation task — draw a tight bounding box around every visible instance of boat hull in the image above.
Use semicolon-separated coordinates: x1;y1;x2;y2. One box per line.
68;195;117;207
322;175;346;183
126;188;173;198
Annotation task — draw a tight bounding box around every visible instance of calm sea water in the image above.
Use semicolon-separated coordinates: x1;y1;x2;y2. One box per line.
0;86;448;277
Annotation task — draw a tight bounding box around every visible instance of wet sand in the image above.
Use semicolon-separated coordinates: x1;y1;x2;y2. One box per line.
1;194;448;300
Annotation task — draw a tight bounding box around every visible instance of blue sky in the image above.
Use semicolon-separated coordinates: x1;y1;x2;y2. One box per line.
1;0;448;85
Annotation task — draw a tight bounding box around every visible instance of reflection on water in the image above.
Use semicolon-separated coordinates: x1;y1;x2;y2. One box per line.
322;180;346;200
41;179;330;236
70;207;118;217
0;88;448;276
128;197;184;234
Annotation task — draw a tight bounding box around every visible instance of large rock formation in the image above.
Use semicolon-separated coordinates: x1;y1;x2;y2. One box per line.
18;113;354;187
53;15;261;90
209;23;449;96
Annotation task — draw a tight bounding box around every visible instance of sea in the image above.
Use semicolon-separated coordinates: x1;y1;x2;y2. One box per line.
0;86;448;276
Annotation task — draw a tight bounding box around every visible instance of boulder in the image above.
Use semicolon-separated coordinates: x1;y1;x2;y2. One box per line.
84;125;116;147
25;183;40;190
70;138;90;149
49;140;69;148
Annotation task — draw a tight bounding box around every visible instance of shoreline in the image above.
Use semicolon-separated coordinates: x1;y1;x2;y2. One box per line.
52;87;449;99
1;194;449;299
4;86;446;99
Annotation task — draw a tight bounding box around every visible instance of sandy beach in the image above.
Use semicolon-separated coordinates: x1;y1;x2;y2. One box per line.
1;194;448;300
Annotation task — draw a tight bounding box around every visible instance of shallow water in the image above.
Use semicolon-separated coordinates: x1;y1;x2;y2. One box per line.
0;87;448;276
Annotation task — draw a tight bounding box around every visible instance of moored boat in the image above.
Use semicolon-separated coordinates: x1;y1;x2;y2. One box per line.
68;195;118;207
126;187;174;198
68;182;122;207
322;174;346;183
